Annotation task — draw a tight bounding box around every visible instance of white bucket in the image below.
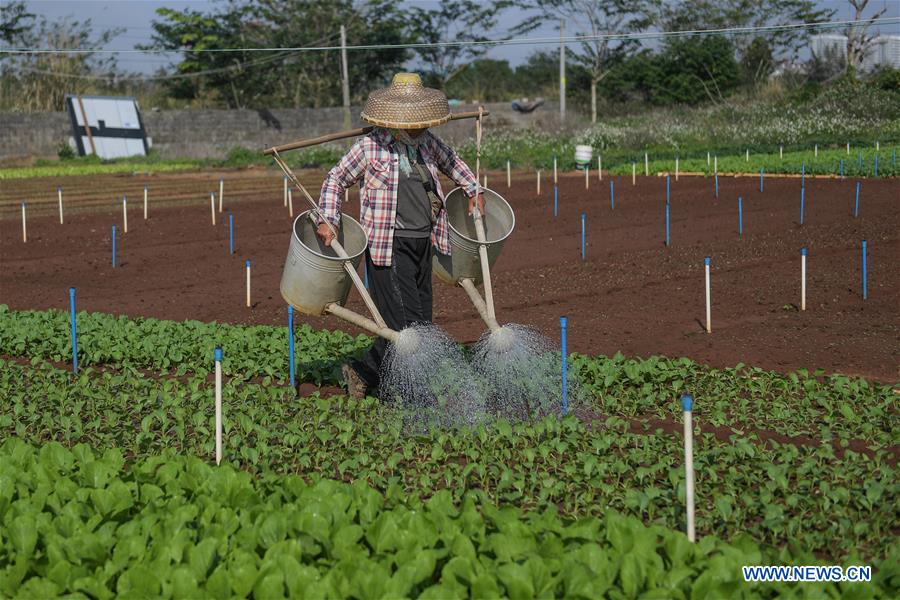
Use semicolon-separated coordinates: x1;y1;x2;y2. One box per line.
574;145;593;167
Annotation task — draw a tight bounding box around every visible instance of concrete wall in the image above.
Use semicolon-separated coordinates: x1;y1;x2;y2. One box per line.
0;101;584;162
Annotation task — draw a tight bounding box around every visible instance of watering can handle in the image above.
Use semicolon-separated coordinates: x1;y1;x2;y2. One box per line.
471;108;497;324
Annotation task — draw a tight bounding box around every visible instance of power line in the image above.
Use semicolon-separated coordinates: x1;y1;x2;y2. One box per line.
2;16;897;56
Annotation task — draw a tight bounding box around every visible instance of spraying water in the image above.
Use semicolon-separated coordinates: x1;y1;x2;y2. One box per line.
472;323;580;420
380;324;487;431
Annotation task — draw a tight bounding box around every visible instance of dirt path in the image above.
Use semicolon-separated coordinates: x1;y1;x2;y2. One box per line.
1;168;897;381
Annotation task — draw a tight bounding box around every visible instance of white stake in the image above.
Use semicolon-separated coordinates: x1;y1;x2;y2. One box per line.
632;162;636;186
682;394;696;542
218;178;224;212
21;202;27;242
283;175;288;206
246;259;251;308
143;185;148;219
644;152;649;176
707;151;710;166
288;188;293;217
876;141;879;151
814;144;818;157
214;347;223;465
122;196;128;233
846;142;850;155
58;187;63;224
537;170;541;195
746;148;749;162
553;157;557;184
584;165;589;189
780;145;783;159
507;160;511;188
675;157;679;182
801;248;807;311
713;155;717;175
704;257;711;333
598;155;602;181
210;193;216;225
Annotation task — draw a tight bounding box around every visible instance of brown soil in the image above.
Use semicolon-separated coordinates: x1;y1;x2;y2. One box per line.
1;167;898;382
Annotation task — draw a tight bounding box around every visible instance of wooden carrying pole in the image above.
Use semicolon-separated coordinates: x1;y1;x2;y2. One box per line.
263;109;490;155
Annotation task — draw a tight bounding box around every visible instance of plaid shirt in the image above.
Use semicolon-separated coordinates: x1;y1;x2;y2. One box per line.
317;127;478;267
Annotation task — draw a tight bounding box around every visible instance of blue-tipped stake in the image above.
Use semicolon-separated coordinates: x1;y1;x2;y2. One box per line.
714;173;719;198
666;175;671;205
665;202;670;247
580;212;586;261
288;305;296;388
801;161;805;189
800;187;805;226
112;225;117;267
862;240;867;300
560;316;568;415
229;212;234;254
69;287;78;374
738;197;743;235
858;150;863;169
854;182;860;218
553;185;558;217
610;180;615;209
681;392;695;542
874;155;879;177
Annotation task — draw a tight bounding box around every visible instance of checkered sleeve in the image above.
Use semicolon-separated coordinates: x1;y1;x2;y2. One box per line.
428;134;479;198
317;138;367;227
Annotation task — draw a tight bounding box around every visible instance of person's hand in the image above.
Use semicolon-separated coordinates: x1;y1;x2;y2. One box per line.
317;222;336;246
468;192;486;216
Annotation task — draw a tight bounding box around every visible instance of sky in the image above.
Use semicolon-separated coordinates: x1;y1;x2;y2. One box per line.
14;0;900;75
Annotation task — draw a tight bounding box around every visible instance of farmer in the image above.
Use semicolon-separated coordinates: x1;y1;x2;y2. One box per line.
315;72;485;399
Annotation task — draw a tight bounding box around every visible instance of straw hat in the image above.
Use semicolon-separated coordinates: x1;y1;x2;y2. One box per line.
361;73;451;129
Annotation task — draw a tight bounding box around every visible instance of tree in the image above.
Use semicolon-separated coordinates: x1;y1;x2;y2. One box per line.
527;0;657;123
846;0;888;75
740;37;774;87
0;0;34;44
444;59;517;102
408;0;517;89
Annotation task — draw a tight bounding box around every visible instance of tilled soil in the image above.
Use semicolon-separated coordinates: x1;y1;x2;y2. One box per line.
1;167;897;382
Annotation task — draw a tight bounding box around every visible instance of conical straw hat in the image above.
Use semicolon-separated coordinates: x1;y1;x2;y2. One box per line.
361;73;451;129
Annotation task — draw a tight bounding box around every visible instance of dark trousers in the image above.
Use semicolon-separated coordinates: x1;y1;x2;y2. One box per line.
352;236;433;389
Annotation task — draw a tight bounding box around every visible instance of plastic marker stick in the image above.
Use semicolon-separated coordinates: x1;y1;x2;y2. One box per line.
854;182;860;218
219;178;224;212
675;157;679;181
246;260;251;307
780;145;783;159
858;151;862;168
707;151;710;166
801;248;807;311
288;305;295;388
682;394;695;542
644;152;649;176
715;173;719;198
598;155;602;181
666;175;671;205
537;170;541;195
800;187;805;225
814;143;818;157
714;155;717;175
862;240;867;300
229;213;234;254
632;162;636;185
704;257;711;333
560;316;568;415
738;197;743;235
553;156;557;183
69;287;78;374
760;168;764;192
846;142;849;155
214;347;223;465
553;185;558;217
122;195;128;233
210;193;216;225
507;160;511;188
665;202;670;246
21;202;26;242
876;140;879;151
581;212;586;261
143;185;148;219
283;175;288;206
288;189;294;217
874;155;879;177
610;180;615;209
746;148;749;161
584;165;589;189
58;187;63;224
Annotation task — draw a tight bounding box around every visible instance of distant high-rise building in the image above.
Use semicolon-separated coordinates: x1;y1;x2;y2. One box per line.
811;34;848;61
810;33;900;72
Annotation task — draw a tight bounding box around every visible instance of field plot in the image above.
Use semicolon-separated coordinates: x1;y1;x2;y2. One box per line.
1;168;897;381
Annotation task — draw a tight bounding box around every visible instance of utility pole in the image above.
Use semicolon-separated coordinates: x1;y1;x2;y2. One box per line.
559;19;566;121
340;25;351;130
